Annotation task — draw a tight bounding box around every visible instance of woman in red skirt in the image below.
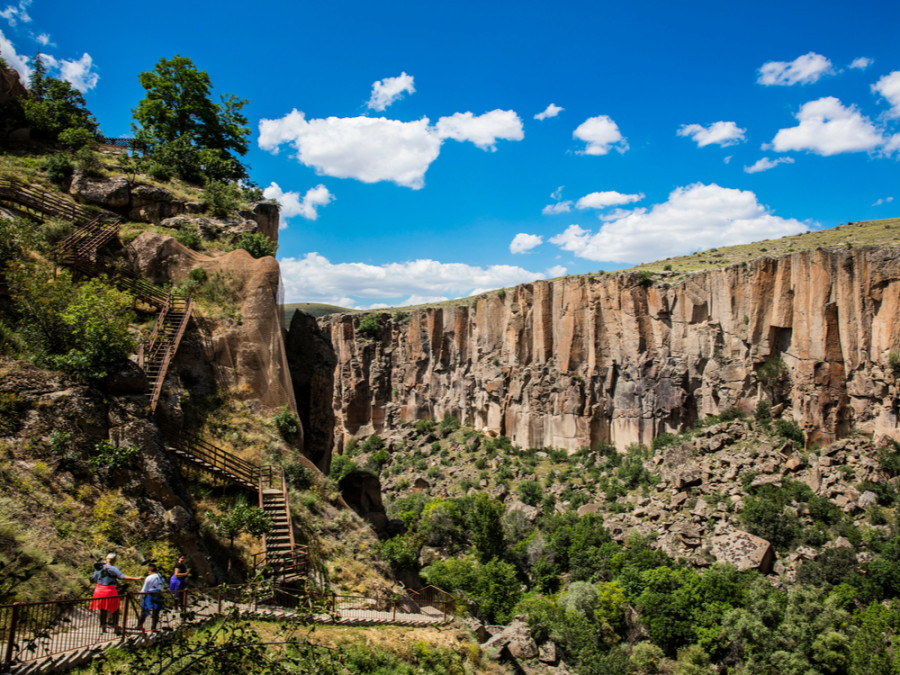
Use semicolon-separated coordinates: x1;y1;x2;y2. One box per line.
90;553;142;633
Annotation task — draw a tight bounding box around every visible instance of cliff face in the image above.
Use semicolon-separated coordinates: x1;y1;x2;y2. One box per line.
318;245;900;453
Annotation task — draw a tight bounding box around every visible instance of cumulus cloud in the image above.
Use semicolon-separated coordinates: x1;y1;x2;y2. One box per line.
542;201;572;215
259;108;523;188
59;53;98;92
849;57;873;70
263;182;335;227
279;252;545;307
367;72;415;112
259;111;442;189
771;97;884;155
873;71;900;118
0;0;30;26
510;233;543;254
434;109;524;150
0;28;29;79
535;103;563;120
575;191;644;210
546;265;567;277
677;121;746;147
758;52;833;86
873;196;894;206
573;115;628;155
743;156;795;173
548;183;808;264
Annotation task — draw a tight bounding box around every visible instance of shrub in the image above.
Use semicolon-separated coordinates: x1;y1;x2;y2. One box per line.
357;314;380;338
234;232;277;258
757;356;786;389
175;225;201;250
189;267;208;284
381;534;420;573
90;440;139;471
754;399;771;424
283;461;313;489
637;270;654;287
203;180;242;217
392;310;410;323
889;351;900;374
741;494;798;550
774;418;804;444
439;413;460;434
42;154;73;186
329;454;358;482
518;480;542;506
272;404;300;438
718;406;745;422
415;419;436;434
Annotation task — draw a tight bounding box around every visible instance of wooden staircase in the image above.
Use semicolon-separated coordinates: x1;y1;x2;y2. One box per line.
161;427;310;581
138;295;192;412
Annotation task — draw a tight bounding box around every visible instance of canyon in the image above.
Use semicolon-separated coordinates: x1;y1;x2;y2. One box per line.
304;244;900;459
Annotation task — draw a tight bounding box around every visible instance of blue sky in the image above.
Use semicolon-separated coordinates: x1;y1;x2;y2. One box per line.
3;0;899;308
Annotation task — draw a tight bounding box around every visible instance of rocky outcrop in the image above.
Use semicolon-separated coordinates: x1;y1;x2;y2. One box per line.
67;173;276;240
318;246;900;453
126;232;296;414
338;470;388;533
0;63;27;104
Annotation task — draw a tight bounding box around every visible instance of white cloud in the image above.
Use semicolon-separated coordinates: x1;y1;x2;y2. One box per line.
849;57;873;70
35;32;49;45
263;181;335;227
542;201;572;215
677;121;746;147
743;156;795;173
885;134;900;155
0;28;29;80
573;115;628;155
0;0;30;26
259;108;523;188
546;265;567;277
434;109;524;150
510;233;543;254
535;103;563;120
367;72;415;112
279;252;545;307
59;53;98;92
548;183;808;263
758;52;833;86
575;191;644;209
771;97;884;155
872;196;894;206
259;111;442;189
723;156;732;164
873;71;900;118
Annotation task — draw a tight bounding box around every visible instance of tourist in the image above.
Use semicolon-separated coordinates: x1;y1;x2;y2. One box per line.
169;554;191;605
137;562;166;633
89;553;141;634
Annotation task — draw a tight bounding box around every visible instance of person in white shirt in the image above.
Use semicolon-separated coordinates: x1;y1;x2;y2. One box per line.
137;562;166;632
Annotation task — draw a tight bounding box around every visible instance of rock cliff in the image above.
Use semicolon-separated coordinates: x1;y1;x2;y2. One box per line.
317;245;900;453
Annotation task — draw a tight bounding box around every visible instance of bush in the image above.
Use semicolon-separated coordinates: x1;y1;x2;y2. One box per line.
754;399;771;424
741;495;798;550
774;418;804;444
329;454;358;482
272;404;300;439
283;461;313;489
357;314;380;338
381;535;420;573
203;180;242;217
415;418;436;434
234;232;277;258
175;225;201;250
518;480;542;507
90;440;138;471
757;356;786;389
718;406;745;422
42;154;73;186
439;413;460;434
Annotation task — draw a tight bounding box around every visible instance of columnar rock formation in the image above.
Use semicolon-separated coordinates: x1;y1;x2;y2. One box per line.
317;245;900;453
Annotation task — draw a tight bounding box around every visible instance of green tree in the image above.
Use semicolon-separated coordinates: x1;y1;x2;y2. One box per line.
22;54;98;145
206;498;272;576
132;55;249;183
235;232;277;259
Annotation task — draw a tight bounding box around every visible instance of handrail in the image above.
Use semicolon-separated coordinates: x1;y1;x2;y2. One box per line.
0;177;99;225
147;297;191;412
161;424;258;487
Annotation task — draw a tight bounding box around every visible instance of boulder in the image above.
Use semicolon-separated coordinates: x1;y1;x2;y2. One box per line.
483;619;538;660
104;359;149;395
69;172;130;209
710;530;774;573
129;184;185;223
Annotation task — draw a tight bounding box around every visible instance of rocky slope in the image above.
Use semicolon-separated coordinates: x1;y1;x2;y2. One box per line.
315;244;900;455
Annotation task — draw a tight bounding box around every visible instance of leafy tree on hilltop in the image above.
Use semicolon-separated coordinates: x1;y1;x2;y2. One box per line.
132;55;249;184
21;53;98;147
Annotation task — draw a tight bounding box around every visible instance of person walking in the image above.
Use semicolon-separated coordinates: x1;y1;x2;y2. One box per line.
137;562;166;634
89;553;141;634
169;554;191;607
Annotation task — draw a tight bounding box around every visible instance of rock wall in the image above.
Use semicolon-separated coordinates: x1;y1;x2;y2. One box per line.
127;232;297;416
318;245;900;453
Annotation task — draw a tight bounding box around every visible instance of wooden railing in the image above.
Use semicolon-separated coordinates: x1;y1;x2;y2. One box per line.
147;297;192;412
0;178;99;225
161;425;259;489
